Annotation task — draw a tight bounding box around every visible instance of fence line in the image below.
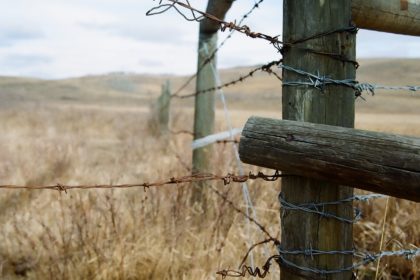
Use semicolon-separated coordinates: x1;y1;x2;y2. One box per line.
1;1;418;279
146;1;420;278
172;60;419;100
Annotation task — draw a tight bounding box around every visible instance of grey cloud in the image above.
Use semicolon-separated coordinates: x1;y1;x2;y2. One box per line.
0;27;44;47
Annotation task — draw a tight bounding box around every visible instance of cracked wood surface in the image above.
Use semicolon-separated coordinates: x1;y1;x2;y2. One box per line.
239;117;420;202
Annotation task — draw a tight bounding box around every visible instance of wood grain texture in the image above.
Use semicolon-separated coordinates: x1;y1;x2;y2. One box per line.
352;0;420;36
239;117;420;202
281;1;356;279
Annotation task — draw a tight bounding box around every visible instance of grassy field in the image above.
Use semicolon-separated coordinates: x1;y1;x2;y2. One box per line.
0;59;419;279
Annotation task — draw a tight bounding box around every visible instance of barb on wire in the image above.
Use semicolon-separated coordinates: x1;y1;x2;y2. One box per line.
0;171;286;192
174;59;282;98
147;0;358;66
173;0;266;96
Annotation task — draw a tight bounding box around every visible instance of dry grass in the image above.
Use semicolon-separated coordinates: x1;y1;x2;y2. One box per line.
0;105;283;280
0;103;418;280
0;59;419;279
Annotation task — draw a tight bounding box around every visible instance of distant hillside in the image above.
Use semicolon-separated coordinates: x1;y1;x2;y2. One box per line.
0;58;419;113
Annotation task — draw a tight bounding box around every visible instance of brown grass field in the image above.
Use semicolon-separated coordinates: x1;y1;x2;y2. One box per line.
0;59;419;279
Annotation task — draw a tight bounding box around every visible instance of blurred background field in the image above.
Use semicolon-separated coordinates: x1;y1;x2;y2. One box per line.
0;58;419;279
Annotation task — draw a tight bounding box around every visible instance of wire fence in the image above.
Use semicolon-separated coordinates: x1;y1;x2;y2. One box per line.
1;0;419;279
148;0;419;98
145;0;420;278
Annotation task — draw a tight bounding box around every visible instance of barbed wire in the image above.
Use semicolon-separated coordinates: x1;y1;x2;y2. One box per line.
216;193;419;278
279;192;386;224
172;0;266;96
217;247;420;278
0;171;286;193
173;59;282;98
147;1;420;278
281;64;420;98
147;0;359;67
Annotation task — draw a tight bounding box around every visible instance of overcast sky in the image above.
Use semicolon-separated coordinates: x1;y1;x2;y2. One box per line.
1;0;419;79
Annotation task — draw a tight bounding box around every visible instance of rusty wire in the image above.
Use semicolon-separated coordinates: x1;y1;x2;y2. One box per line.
0;171;285;193
147;0;282;47
172;0;266;96
173;59;282;98
147;0;359;67
217;255;280;279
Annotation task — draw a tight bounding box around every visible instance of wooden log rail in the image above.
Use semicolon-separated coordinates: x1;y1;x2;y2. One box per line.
239;117;420;202
352;0;420;36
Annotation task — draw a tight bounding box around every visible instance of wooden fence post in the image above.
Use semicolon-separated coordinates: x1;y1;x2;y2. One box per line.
191;0;234;205
149;80;171;136
158;80;171;133
281;1;356;279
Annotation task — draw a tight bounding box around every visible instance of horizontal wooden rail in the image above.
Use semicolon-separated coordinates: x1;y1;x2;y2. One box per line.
352;0;420;36
239;117;420;202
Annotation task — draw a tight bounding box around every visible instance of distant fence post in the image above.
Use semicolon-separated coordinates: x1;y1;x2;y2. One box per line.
191;0;234;206
281;0;356;279
158;80;171;133
149;80;171;136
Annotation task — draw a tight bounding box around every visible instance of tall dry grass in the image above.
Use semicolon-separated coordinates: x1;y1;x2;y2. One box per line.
0;104;419;279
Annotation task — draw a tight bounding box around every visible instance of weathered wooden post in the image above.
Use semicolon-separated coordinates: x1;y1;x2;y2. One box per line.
149;80;171;135
352;0;420;36
239;117;420;202
191;0;234;205
280;1;356;278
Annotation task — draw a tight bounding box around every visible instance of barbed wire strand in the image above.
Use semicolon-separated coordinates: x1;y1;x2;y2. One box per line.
217;247;420;278
0;171;286;193
281;64;420;98
173;59;282;98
